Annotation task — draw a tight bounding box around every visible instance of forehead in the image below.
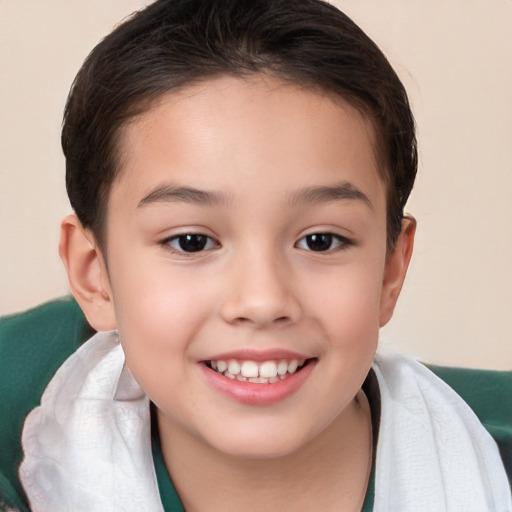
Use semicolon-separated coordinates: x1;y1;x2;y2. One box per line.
112;75;384;212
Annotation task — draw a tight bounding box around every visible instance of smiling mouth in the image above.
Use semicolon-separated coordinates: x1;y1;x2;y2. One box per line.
205;358;312;384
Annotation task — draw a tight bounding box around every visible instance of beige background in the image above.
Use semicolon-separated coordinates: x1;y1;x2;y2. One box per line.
1;1;511;369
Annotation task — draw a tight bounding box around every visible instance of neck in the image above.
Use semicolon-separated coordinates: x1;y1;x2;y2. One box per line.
157;390;373;512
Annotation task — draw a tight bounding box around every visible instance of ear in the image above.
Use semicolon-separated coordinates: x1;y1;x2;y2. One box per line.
379;215;416;327
59;214;117;331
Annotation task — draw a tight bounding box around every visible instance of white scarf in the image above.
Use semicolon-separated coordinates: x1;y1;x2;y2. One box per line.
372;351;511;511
20;332;511;512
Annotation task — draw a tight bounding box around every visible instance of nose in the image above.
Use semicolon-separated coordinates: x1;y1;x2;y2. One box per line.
220;248;301;328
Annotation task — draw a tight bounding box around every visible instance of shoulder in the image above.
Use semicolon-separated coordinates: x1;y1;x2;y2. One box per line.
427;363;512;486
0;297;94;511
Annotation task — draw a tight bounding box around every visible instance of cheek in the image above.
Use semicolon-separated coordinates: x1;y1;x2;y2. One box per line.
313;269;382;404
304;260;384;340
111;249;215;327
107;259;217;382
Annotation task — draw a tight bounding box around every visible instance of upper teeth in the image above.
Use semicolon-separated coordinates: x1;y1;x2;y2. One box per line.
211;359;305;379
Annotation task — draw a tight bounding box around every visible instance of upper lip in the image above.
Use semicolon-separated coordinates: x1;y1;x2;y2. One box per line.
202;348;312;362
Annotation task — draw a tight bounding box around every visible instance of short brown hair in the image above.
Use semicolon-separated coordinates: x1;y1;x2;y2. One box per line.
62;0;417;251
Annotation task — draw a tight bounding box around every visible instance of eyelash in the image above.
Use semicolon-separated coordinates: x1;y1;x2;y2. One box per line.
295;233;352;252
162;233;219;255
162;232;352;255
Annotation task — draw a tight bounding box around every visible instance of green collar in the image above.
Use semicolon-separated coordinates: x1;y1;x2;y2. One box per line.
152;431;185;511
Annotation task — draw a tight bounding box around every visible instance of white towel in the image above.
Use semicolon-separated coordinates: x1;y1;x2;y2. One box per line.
20;331;164;512
373;352;511;512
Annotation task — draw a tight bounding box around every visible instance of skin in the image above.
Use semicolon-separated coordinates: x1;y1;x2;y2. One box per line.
60;75;415;511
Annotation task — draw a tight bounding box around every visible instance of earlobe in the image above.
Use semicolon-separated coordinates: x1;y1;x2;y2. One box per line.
59;215;117;331
379;215;416;327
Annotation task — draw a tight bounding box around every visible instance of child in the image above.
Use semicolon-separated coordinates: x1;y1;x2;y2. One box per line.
1;0;510;510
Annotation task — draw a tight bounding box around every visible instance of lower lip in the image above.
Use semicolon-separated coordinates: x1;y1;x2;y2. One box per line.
199;360;316;405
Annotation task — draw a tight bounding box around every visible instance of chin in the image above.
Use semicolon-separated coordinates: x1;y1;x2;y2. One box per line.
214;438;304;460
201;420;316;461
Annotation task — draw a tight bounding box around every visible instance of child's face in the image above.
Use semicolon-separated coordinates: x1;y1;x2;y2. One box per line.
92;75;408;458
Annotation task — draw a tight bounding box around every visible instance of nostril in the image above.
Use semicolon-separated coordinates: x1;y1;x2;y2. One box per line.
233;315;292;327
233;316;251;324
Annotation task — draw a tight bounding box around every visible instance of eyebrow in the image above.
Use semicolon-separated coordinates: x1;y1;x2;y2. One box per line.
137;184;231;208
288;181;373;209
137;181;371;209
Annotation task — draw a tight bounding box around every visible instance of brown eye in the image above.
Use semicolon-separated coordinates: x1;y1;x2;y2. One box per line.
167;234;217;253
296;233;350;252
305;234;332;251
